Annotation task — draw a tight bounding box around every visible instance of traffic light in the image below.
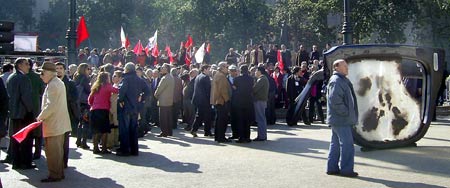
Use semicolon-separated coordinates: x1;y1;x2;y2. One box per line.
0;21;14;53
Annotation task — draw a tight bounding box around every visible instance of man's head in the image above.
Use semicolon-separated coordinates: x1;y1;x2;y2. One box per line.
160;63;171;75
152;69;159;78
312;45;317;52
218;61;228;74
229;64;238;77
200;64;211;75
333;59;349;76
124;62;135;73
189;68;198;79
55;62;66;78
136;67;143;78
256;66;266;78
240;64;249;75
2;63;14;73
39;61;57;84
14;58;30;74
112;70;123;84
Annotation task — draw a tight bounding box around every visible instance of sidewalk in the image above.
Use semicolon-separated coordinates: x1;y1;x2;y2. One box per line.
1;117;449;188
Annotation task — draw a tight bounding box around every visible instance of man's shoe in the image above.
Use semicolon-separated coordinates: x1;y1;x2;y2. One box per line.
236;139;252;143
190;131;198;138
156;134;167;137
0;157;12;164
217;139;232;143
204;133;214;137
80;144;90;150
303;121;311;125
253;138;266;142
326;171;340;175
116;151;130;157
341;172;359;177
227;136;239;140
23;164;37;169
41;177;62;183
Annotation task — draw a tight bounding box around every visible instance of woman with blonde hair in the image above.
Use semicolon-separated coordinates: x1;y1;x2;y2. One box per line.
88;72;118;154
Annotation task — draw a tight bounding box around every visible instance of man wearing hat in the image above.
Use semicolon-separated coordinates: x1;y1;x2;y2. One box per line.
37;61;72;182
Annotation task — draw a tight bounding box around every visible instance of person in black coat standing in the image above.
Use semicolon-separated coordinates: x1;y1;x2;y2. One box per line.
233;65;255;143
56;62;80;168
285;66;310;126
6;58;36;170
190;64;213;137
0;77;9;148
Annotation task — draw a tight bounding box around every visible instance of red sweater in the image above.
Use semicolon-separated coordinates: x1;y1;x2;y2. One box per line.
88;83;119;111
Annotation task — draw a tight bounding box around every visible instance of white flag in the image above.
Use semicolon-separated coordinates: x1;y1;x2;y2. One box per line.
195;43;205;64
147;30;158;49
120;26;127;48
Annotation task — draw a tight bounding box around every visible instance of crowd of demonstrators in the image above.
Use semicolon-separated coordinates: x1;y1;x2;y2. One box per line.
0;41;335;182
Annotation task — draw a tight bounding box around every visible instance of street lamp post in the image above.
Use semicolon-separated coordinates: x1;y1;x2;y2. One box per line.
66;0;77;65
342;0;353;45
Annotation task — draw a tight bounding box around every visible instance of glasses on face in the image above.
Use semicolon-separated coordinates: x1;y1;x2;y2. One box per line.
87;68;92;71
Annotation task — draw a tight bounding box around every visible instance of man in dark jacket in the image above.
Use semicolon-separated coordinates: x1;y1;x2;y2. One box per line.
0;77;9;146
56;62;79;168
6;58;35;170
190;64;213;137
117;63;150;156
233;65;254;143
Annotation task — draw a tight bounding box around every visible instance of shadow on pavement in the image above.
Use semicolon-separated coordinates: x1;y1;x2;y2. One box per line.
357;146;450;177
98;151;202;174
358;176;447;188
17;166;124;188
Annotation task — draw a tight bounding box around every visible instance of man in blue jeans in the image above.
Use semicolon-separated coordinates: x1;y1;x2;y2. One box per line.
326;59;359;177
117;63;150;156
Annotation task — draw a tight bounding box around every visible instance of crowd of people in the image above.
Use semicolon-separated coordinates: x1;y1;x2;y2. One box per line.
0;42;343;182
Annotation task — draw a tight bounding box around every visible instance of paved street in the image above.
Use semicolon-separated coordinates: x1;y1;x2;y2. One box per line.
1;117;449;188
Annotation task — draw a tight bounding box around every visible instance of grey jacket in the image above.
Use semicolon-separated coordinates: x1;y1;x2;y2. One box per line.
326;72;358;126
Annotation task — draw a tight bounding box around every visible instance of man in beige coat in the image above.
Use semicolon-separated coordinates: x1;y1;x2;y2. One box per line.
37;62;72;182
154;63;175;137
211;61;232;143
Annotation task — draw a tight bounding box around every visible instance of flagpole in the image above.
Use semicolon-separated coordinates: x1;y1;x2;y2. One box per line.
66;0;77;65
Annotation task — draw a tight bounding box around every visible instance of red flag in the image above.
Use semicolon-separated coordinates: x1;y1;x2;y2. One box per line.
133;40;144;55
76;16;89;47
206;43;211;53
184;34;193;48
277;50;284;71
152;44;159;65
12;122;42;143
185;47;191;66
165;45;174;64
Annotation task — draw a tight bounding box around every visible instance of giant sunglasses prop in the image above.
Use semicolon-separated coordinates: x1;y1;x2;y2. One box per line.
294;45;446;149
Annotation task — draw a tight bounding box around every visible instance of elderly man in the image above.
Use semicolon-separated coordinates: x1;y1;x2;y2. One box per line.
211;62;232;143
326;59;359;177
253;67;269;141
6;58;35;170
117;63;150;156
154;64;175;137
37;62;72;182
